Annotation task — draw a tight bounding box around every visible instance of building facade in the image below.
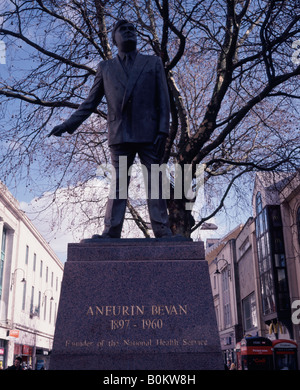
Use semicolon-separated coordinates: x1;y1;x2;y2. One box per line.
279;172;300;347
206;225;243;364
235;218;260;336
252;173;294;340
0;182;64;369
206;171;300;368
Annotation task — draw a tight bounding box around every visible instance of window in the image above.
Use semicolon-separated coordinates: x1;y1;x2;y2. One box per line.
49;300;53;324
44;296;47;321
256;192;262;214
38;291;41;317
297;206;300;246
40;260;43;278
33;253;36;271
213;274;217;290
243;293;257;331
268;206;290;312
0;227;7;298
54;303;57;324
255;194;275;316
25;245;29;265
22;281;26;311
30;286;34;313
222;269;231;327
256;199;291;318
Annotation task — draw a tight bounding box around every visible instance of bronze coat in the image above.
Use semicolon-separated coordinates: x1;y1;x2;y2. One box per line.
63;53;170;145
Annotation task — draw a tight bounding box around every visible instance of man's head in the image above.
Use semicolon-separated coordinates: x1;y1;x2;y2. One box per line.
112;20;137;52
14;356;22;368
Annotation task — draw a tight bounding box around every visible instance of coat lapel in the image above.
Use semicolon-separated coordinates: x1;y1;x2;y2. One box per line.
111;56;128;88
121;53;150;112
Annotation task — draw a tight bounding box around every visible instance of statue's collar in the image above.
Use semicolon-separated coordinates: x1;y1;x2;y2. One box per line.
117;49;138;62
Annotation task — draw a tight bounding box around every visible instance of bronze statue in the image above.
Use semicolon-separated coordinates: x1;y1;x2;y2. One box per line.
49;20;172;239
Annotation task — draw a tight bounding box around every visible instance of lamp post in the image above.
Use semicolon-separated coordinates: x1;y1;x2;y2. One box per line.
42;289;54;305
214;258;231;279
10;268;26;290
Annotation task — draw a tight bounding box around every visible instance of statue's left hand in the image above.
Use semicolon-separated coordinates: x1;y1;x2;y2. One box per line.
154;132;167;159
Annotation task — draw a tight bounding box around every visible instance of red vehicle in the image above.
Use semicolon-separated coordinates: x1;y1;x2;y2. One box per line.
236;337;298;370
272;339;298;370
236;337;273;370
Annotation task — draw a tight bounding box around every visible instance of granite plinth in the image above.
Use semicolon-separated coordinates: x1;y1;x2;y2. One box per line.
50;239;223;370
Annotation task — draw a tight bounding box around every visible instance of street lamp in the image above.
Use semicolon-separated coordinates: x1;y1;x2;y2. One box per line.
10;268;26;290
214;258;231;279
42;289;54;305
200;222;218;230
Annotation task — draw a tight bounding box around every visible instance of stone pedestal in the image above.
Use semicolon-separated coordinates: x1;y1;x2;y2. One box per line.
50;239;223;370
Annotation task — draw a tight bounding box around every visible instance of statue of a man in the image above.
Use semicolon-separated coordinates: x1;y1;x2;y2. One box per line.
49;20;173;239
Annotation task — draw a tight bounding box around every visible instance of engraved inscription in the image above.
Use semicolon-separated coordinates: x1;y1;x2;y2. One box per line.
62;303;209;351
86;304;188;317
86;304;188;332
64;338;208;349
86;305;145;316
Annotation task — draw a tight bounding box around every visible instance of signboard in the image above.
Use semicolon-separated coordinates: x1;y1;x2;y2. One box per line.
9;330;19;338
22;345;33;356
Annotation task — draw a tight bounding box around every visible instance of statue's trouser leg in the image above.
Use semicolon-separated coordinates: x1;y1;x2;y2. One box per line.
103;143;171;238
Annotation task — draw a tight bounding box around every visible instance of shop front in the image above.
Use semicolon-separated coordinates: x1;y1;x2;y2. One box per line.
36;348;51;370
14;343;33;369
13;343;52;369
0;339;7;369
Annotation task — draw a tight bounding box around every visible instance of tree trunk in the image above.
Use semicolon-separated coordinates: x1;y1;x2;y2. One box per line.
167;198;195;238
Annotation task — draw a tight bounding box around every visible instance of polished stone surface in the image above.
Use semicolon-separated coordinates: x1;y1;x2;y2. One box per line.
50;239;223;370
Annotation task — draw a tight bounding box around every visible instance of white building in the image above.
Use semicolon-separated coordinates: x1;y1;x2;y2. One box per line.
0;182;64;369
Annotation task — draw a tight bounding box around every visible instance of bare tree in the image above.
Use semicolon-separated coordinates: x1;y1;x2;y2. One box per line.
0;0;299;238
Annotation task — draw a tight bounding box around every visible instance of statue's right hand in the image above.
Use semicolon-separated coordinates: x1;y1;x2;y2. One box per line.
48;125;66;137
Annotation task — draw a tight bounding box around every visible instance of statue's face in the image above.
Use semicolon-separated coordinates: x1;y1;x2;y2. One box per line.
114;22;137;51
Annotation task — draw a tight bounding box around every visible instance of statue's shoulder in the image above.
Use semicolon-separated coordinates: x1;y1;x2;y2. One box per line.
140;54;164;69
98;57;115;68
139;53;160;61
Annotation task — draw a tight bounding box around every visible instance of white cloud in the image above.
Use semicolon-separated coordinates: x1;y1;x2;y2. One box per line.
20;172;224;263
20;178;110;262
20;176;150;262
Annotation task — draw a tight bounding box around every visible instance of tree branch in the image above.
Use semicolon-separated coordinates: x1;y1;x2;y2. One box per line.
0;28;96;74
194;64;300;164
191;168;248;232
0;88;107;118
